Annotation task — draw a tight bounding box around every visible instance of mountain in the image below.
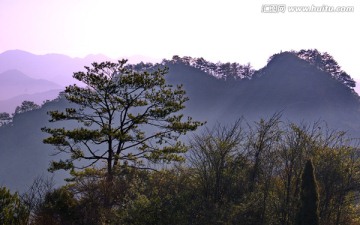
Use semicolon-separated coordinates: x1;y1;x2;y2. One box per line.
0;50;159;87
0;98;69;190
1;50;359;191
162;51;359;130
0;70;62;101
0;50;111;86
0;89;62;113
226;52;360;128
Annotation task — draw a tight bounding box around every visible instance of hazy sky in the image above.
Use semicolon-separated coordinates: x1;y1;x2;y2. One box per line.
1;0;359;84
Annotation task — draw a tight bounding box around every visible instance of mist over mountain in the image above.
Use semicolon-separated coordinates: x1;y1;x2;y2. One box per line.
0;69;62;101
0;50;160;87
0;89;62;113
0;49;359;191
163;52;359;130
0;98;69;190
0;50;131;112
0;50;111;86
232;52;359;127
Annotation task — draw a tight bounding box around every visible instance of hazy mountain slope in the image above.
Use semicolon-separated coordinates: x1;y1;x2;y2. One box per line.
0;98;70;190
0;50;159;87
164;62;235;121
0;70;62;101
224;52;360;129
0;50;111;86
164;53;360;130
0;89;62;113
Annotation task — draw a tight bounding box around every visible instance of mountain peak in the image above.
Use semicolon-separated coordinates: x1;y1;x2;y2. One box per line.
1;49;34;56
263;50;356;89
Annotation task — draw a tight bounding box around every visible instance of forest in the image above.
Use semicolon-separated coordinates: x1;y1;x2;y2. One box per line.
1;57;360;225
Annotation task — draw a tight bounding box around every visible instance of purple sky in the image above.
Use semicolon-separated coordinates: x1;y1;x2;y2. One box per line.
1;0;360;91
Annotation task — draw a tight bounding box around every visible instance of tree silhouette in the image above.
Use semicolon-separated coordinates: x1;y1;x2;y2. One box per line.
14;101;40;115
42;60;202;181
296;159;320;225
0;112;12;126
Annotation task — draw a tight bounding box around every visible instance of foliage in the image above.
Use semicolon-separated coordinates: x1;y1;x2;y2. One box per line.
14;101;40;115
39;60;202;223
296;159;320;225
42;60;202;178
0;186;29;225
296;49;355;88
188;119;249;224
31;187;79;225
265;49;356;89
164;55;255;79
21;176;55;223
24;115;360;225
0;112;12;126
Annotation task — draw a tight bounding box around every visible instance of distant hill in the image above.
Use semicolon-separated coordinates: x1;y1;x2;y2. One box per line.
0;70;62;101
226;52;360;129
0;89;62;113
0;50;159;87
0;98;69;190
0;50;111;86
162;51;359;130
1;49;360;191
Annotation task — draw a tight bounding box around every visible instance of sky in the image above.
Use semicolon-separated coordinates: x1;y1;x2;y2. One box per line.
1;0;360;89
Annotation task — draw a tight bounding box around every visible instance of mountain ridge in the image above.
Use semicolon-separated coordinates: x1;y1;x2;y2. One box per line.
0;50;111;86
0;49;357;91
1;49;360;191
0;89;62;113
0;69;62;101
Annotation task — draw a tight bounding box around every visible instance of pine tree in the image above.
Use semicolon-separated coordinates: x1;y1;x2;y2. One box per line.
42;60;203;181
296;159;320;225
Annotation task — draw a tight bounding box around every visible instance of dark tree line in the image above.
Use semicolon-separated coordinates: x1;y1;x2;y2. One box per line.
2;116;360;225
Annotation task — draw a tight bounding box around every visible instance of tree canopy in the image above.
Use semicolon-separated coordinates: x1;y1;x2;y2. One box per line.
0;186;29;225
14;101;40;115
0;112;11;126
42;60;202;179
